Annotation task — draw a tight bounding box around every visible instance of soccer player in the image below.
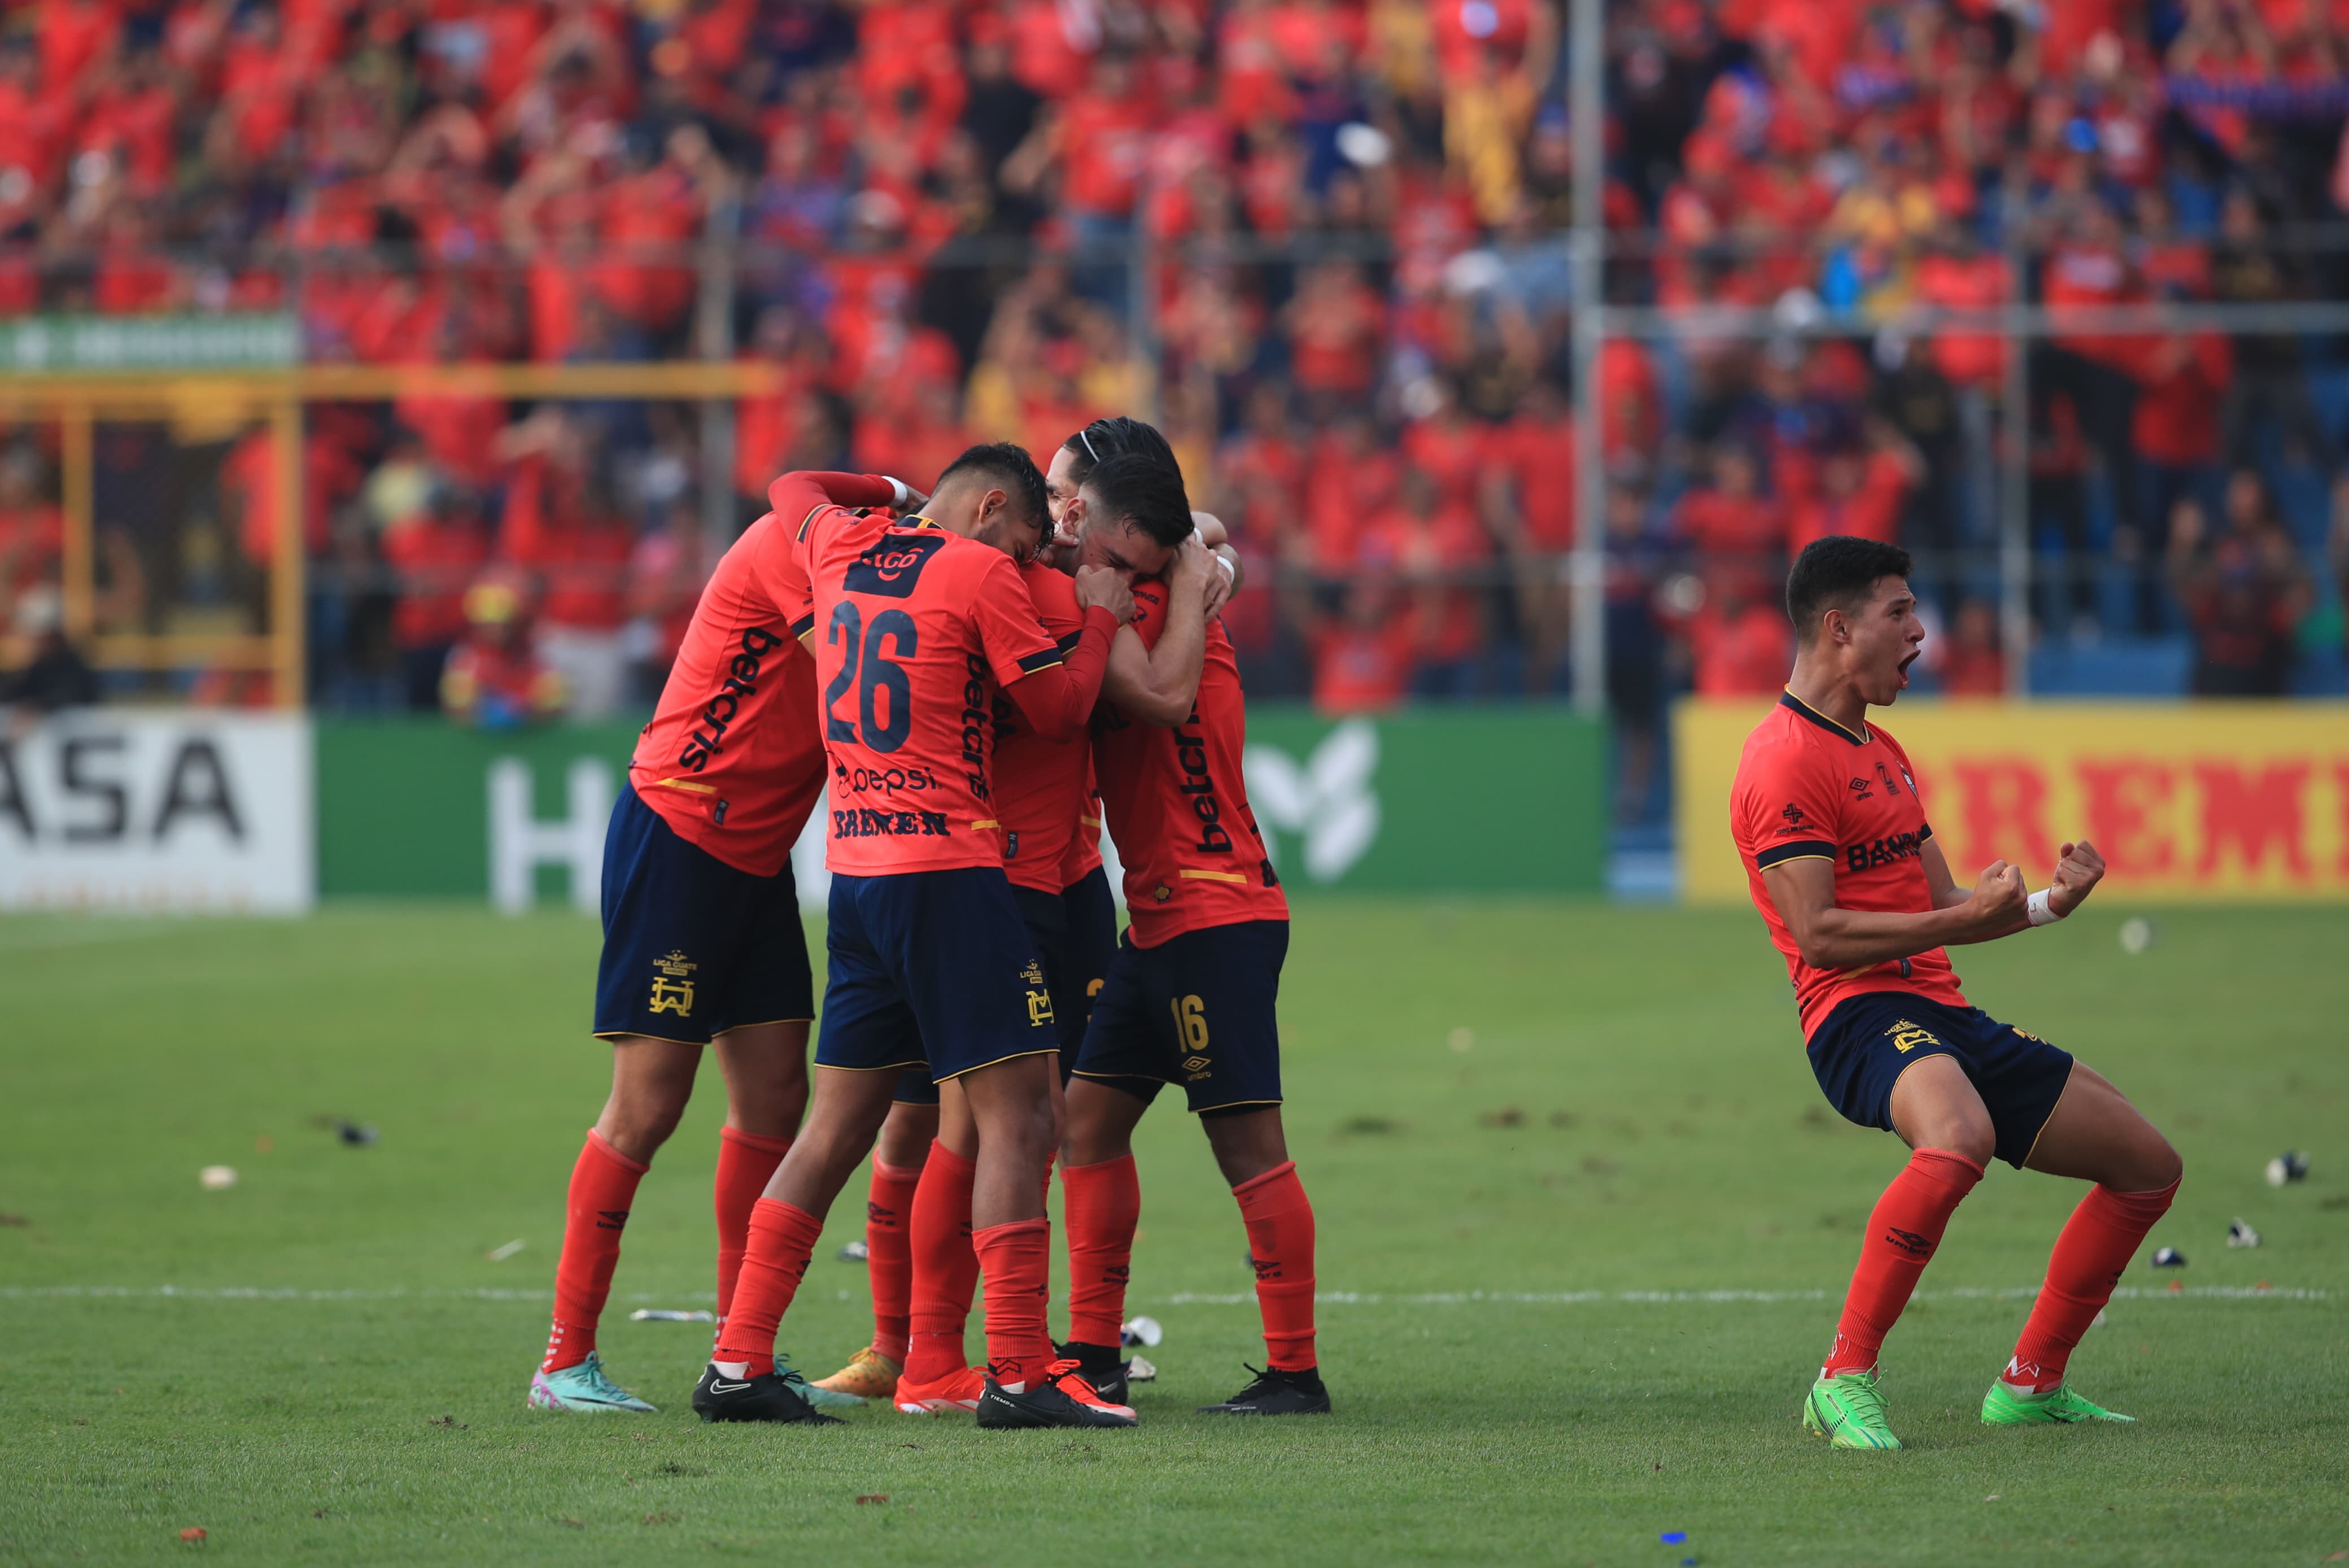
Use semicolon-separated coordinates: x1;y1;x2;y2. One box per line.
1731;536;2182;1451
693;442;1144;1430
527;468;896;1414
1053;479;1330;1418
885;451;1213;1417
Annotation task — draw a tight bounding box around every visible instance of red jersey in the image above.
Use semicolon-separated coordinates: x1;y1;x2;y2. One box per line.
628;472;893;876
990;560;1094;893
1095;582;1289;946
1730;691;1968;1038
805;509;1112;877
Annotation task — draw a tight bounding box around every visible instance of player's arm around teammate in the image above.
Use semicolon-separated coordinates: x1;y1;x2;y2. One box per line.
1738;537;2180;1452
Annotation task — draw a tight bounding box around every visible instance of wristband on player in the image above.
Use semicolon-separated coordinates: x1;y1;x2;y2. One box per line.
2025;889;2063;927
1213;552;1236;583
886;476;911;509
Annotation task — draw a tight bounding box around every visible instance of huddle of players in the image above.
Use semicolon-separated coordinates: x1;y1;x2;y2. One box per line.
527;417;1324;1430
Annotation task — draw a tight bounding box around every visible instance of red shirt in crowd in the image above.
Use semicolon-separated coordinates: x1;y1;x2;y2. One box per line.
499;456;634;631
1689;601;1793;697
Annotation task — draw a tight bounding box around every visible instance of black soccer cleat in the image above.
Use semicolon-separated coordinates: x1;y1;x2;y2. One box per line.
1054;1340;1131;1407
1197;1364;1332;1416
974;1368;1138;1429
691;1362;844;1425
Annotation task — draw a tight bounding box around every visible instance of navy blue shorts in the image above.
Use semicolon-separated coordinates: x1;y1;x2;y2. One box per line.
816;867;1059;1085
593;785;814;1046
1807;992;2076;1169
883;867;1120;1103
1073;920;1288;1115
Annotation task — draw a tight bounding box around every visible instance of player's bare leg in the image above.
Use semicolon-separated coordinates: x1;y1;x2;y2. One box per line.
1986;1064;2181;1424
1197;1107;1329;1414
814;1098;937;1404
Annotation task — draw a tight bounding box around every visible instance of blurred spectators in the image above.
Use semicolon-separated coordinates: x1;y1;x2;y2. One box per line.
441;571;564;727
2;586;99;719
2168;473;2315;696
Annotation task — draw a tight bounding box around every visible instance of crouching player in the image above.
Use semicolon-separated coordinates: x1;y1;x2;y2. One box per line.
1734;537;2182;1451
528;470;897;1413
1054;495;1329;1417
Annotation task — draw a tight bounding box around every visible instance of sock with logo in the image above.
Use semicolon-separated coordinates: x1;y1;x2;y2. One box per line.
1061;1154;1140;1348
542;1130;649;1373
864;1158;923;1364
1233;1161;1318;1370
1821;1148;1984;1378
903;1141;980;1385
972;1217;1052;1390
710;1198;825;1378
2003;1176;2180;1392
712;1128;791;1328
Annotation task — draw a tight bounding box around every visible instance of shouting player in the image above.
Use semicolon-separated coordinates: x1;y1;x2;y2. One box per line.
1053;463;1329;1418
695;443;1145;1430
1731;536;2182;1451
528;469;893;1414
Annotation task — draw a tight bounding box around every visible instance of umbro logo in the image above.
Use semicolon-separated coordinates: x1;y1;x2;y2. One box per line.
594;1208;630;1231
1849;778;1874;801
1883;1226;1936;1259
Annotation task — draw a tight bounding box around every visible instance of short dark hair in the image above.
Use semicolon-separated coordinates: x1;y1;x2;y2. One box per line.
935;442;1049;530
1082;451;1193;548
1785;536;1913;643
1061;417;1178;486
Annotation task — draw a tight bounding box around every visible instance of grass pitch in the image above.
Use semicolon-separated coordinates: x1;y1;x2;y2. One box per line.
1;899;2344;1566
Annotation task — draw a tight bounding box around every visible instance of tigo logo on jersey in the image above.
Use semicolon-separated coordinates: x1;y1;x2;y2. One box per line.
649;951;697;1017
844;533;946;597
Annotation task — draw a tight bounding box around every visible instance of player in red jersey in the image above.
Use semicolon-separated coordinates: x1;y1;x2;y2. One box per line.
1053;473;1330;1418
696;442;1146;1430
1732;536;2181;1451
528;468;902;1416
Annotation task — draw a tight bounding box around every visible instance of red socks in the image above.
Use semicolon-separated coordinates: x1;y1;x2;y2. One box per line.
864;1158;923;1364
2005;1177;2180;1390
903;1141;980;1384
972;1217;1053;1388
1234;1160;1318;1371
712;1128;791;1326
542;1130;648;1373
711;1198;824;1377
1822;1147;1984;1377
1062;1155;1141;1348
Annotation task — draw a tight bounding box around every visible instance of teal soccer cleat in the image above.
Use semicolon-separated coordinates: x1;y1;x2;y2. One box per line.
528;1351;659;1413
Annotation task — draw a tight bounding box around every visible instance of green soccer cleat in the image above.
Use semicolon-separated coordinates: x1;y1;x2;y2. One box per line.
1802;1370;1902;1450
1981;1381;2134;1425
528;1351;658;1414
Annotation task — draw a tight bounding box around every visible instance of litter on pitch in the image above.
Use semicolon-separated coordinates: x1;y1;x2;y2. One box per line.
1126;1354;1158;1382
2266;1151;2309;1187
1661;1530;1689;1543
2152;1246;2186;1268
1121;1315;1163;1348
2119;916;2155;954
629;1308;715;1322
484;1239;526;1261
198;1165;237;1190
2228;1219;2261;1250
335;1121;377;1146
837;1241;868;1263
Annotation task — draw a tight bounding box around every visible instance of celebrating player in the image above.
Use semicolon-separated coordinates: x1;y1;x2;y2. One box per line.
696;442;1145;1430
1731;536;2182;1451
527;469;894;1415
1053;470;1329;1418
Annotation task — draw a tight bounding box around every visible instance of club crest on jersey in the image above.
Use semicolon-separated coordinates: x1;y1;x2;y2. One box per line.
1885;1019;1941;1054
1025;988;1055;1027
649;950;697;1017
844;532;947;597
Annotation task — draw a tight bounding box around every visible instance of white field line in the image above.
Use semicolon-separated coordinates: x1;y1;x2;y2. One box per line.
0;1283;2329;1305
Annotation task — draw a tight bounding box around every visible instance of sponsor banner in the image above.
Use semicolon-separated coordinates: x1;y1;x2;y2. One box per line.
0;313;299;372
1676;698;2349;903
315;709;1608;905
0;711;313;912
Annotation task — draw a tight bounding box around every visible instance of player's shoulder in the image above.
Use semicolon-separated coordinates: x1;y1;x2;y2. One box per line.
1020;556;1080;613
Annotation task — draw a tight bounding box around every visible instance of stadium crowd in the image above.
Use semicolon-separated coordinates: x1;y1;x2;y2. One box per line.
3;0;2349;753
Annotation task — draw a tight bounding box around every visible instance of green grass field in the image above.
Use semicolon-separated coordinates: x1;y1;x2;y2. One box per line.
1;900;2343;1565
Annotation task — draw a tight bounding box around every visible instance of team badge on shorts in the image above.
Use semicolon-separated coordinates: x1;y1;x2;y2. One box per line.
649;951;698;1018
1886;1019;1940;1054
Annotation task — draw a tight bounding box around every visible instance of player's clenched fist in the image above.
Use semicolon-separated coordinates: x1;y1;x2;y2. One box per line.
1075;564;1137;623
1972;859;2027;927
2049;839;2106;917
